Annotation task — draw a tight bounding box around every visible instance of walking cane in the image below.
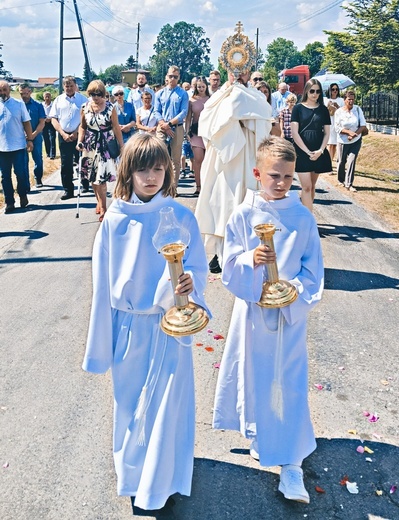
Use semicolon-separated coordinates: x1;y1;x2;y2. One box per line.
76;150;83;219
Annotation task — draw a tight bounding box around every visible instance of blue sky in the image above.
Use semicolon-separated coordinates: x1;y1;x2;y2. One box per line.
0;0;348;80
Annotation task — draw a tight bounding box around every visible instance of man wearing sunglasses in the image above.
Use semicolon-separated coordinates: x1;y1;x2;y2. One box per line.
154;65;189;188
250;71;263;87
50;76;87;199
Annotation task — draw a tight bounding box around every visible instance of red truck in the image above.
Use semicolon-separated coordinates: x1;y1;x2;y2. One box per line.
279;65;310;97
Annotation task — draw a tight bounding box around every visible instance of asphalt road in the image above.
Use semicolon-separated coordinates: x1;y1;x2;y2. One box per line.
1;171;398;520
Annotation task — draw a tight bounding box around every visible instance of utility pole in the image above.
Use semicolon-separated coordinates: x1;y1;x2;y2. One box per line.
255;28;259;71
57;0;93;93
58;0;64;94
72;0;92;83
136;23;140;71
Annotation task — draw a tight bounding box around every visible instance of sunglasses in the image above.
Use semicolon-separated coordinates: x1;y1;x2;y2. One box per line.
91;92;104;97
309;89;321;94
168;75;178;79
115;92;124;96
331;88;339;91
253;77;263;82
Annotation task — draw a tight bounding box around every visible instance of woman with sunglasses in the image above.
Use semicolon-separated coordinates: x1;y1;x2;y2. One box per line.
77;80;124;221
324;83;344;163
112;85;136;144
291;78;332;212
185;76;210;195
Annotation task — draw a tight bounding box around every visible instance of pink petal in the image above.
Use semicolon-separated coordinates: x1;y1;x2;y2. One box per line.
356;446;365;454
213;334;224;340
368;414;379;423
207;329;213;334
314;383;324;390
3;462;9;468
213;362;221;369
390;485;397;494
363;411;370;417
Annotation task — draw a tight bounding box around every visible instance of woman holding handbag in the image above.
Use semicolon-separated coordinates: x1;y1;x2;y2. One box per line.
291;78;332;212
77;80;124;221
334;90;367;192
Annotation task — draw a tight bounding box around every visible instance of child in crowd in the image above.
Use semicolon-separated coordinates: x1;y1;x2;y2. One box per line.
83;134;210;511
213;136;324;504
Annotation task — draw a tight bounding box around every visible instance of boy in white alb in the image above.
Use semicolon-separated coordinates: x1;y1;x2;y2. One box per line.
213;137;324;504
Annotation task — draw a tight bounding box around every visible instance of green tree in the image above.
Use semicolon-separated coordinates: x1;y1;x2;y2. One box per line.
150;21;211;83
300;42;324;77
82;62;96;90
261;65;278;90
324;0;399;92
265;38;302;72
125;55;137;69
0;42;12;80
322;31;356;79
98;64;124;85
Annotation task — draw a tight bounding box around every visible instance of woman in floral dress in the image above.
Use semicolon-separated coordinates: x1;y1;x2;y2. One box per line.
77;80;124;221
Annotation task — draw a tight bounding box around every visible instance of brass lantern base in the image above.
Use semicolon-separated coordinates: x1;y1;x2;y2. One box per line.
257;280;298;308
161;302;210;337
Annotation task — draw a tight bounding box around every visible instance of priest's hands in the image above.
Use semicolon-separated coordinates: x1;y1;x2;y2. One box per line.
175;273;193;296
253;245;276;266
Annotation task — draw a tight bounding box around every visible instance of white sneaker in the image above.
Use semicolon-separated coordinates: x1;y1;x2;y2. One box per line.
249;440;259;461
278;465;310;504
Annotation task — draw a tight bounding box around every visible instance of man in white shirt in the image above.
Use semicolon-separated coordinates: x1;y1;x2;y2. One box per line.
208;70;221;95
50;76;87;199
127;73;154;111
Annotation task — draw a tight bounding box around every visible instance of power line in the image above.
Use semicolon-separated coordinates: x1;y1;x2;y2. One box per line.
64;3;136;45
0;1;49;10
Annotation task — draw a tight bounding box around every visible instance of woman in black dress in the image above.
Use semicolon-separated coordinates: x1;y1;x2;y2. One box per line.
291;78;331;212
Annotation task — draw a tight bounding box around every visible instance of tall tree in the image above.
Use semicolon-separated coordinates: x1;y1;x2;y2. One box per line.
300;42;324;77
0;42;12;80
322;31;356;79
265;38;302;72
324;0;399;91
150;22;211;83
125;55;137;70
98;64;124;85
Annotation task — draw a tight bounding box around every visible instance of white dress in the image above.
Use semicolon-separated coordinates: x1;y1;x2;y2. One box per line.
195;84;272;259
323;96;344;145
83;193;210;510
213;190;324;467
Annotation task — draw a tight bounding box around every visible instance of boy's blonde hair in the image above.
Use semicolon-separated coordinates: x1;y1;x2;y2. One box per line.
287;93;297;103
114;134;176;201
256;136;296;166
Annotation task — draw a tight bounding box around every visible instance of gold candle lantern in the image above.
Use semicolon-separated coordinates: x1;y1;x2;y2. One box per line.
253;223;298;308
153;207;209;337
250;192;298;309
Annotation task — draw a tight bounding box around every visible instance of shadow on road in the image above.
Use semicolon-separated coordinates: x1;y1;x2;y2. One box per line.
168;439;399;520
318;224;399;241
324;268;399;291
0;230;48;240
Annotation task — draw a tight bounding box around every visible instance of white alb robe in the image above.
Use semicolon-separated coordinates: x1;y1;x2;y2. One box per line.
213;190;324;467
195;84;272;258
83;193;210;510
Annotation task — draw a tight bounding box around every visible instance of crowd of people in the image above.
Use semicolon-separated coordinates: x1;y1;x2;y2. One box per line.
1;23;370;516
1;67;367;215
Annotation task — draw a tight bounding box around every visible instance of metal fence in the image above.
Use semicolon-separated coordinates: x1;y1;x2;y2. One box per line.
360;92;399;129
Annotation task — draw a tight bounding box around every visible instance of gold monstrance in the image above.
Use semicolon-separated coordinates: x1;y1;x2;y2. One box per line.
153;207;209;336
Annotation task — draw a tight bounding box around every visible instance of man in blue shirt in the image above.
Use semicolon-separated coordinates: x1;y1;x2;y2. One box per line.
19;83;46;188
271;82;291;118
154;65;188;189
50;76;87;200
0;80;34;213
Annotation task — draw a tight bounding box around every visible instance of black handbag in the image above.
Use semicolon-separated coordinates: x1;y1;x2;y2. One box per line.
189;122;199;137
107;138;120;159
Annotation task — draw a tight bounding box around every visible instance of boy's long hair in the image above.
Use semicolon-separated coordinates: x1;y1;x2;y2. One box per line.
114;134;176;200
256;136;296;165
